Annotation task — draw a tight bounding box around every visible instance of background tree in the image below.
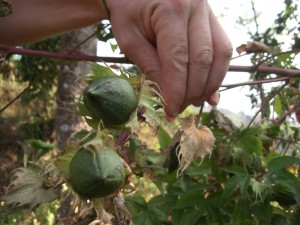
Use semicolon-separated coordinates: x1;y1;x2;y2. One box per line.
55;27;96;151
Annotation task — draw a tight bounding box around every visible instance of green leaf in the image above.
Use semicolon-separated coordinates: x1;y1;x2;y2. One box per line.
148;194;177;215
88;63;116;81
124;195;148;216
267;155;300;173
238;128;263;155
110;43;118;52
250;178;270;203
28;139;54;151
54;149;77;176
265;124;281;138
271;214;289;225
157;126;172;151
27;139;55;161
269;169;300;196
273;51;299;68
219;165;248;175
174;191;205;209
126;78;165;132
273;96;283;116
152;174;167;195
185;163;211;177
128;138;141;157
172;208;201;225
232;199;251;225
132;206;168;225
222;175;250;202
251;201;272;224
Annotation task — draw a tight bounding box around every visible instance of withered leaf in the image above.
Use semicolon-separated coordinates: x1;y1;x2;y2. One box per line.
2;164;58;209
236;41;271;54
170;116;215;176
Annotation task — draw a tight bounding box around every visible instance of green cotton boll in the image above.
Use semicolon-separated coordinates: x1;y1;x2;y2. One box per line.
69;145;125;198
83;76;138;126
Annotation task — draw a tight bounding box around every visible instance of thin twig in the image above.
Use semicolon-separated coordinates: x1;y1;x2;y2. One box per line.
282;136;294;155
231;53;249;60
251;0;260;36
195;104;204;127
274;137;300;145
221;76;290;89
247;82;289;128
65;32;96;54
275;102;300;125
228;65;300;77
256;48;300;67
0;85;31;114
116;132;129;146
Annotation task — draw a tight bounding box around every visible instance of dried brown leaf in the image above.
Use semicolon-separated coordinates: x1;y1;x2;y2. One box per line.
236;41;271;54
175;116;215;176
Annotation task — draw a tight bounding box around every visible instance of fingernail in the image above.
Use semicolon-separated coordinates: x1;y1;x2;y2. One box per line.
211;92;220;105
166;115;176;122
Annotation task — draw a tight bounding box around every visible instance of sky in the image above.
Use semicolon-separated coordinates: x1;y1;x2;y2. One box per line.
209;0;285;115
97;0;288;116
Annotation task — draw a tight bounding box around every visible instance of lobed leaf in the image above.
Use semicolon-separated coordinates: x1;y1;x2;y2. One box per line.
237;127;263;155
126;77;165;132
2;164;58;209
267;155;300;173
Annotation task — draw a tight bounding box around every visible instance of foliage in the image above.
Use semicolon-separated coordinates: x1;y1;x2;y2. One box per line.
0;0;12;17
14;37;61;102
236;0;300;124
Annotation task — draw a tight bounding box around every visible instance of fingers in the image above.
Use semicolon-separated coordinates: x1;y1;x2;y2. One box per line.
109;4;162;85
152;2;189;117
207;91;220;106
196;7;233;105
109;0;232;118
110;1;189;118
180;1;212;111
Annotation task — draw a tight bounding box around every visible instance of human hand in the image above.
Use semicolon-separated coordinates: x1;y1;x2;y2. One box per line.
107;0;232;119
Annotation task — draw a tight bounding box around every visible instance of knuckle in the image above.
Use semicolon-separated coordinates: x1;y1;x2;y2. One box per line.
221;43;233;60
143;67;160;82
192;48;214;70
165;0;187;15
170;45;189;67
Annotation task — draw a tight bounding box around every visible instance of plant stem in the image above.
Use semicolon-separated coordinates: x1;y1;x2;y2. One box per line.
0;44;130;64
221;76;290;90
195;104;204;127
1;44;299;76
116;132;129;146
247;83;288;128
275;102;300;125
228;65;300;77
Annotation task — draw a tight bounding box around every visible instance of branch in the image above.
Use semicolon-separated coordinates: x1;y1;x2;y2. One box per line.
228;65;300;77
246;83;289;128
221;76;290;89
1;44;300;77
0;44;131;64
275;102;300;125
